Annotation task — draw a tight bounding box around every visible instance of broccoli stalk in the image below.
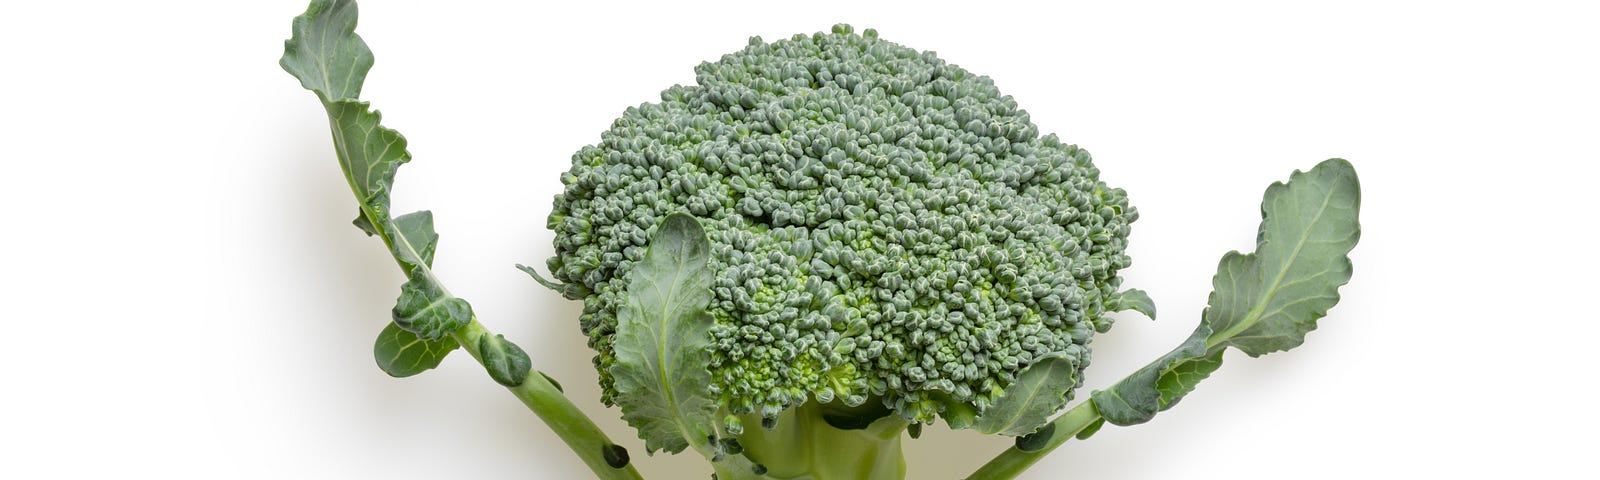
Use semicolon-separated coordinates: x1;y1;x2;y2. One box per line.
730;401;909;480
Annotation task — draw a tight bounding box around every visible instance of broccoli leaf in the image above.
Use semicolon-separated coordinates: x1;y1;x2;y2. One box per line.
280;0;371;102
352;208;380;236
392;267;473;341
1092;159;1360;426
1203;159;1362;355
281;0;469;369
610;214;720;456
479;334;534;387
1157;347;1225;409
974;354;1079;436
1109;288;1157;320
374;322;459;378
317;95;406;228
281;0;406;235
389;211;471;341
1091;327;1211;425
390;211;439;269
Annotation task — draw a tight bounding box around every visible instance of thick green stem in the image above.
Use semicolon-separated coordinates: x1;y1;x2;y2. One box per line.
450;321;643;480
736;402;908;480
965;400;1102;480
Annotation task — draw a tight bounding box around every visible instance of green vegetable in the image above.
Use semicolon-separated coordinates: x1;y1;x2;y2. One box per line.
547;24;1141;433
280;1;1362;479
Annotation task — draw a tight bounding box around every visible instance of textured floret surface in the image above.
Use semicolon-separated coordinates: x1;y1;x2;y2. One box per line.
547;25;1136;423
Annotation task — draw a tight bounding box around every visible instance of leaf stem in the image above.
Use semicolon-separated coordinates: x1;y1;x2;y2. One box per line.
964;400;1101;480
450;320;644;480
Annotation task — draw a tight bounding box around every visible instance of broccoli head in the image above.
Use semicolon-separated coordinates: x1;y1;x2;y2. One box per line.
547;24;1137;428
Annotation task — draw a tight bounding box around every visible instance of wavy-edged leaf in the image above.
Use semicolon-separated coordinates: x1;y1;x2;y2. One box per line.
1205;159;1361;356
1092;326;1210;426
280;0;371;102
974;355;1079;436
381;212;469;341
384;212;468;341
1157;348;1224;409
387;210;467;342
1093;159;1361;427
390;211;437;270
319;96;409;239
283;0;471;350
1109;288;1156;320
282;0;408;234
392;267;472;341
479;334;533;387
374;321;459;377
609;214;719;456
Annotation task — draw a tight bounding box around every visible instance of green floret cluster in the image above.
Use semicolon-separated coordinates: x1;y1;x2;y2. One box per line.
547;24;1136;425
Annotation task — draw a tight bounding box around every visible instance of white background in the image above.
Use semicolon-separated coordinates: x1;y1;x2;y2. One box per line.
3;1;1597;478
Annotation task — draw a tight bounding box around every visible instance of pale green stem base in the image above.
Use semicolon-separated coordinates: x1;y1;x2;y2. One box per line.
732;402;909;480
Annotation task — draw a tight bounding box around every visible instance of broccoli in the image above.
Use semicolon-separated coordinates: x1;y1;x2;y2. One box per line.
281;2;1361;479
548;23;1136;424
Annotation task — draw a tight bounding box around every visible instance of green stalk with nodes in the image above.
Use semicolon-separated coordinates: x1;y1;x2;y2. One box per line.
279;2;639;478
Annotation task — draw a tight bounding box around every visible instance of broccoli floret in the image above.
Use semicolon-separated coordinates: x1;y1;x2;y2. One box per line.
548;24;1135;428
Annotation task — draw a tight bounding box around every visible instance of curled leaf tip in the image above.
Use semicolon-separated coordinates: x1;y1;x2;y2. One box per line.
517;263;567;291
1111;288;1157;320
